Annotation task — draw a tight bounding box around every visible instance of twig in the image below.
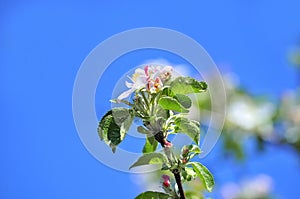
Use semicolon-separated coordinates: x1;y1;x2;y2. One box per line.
154;131;186;198
172;169;186;199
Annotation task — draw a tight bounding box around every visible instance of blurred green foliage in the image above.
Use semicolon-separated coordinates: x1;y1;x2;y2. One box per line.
135;47;300;199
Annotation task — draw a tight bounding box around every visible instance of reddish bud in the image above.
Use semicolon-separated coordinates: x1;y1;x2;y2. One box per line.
162;175;171;187
163;140;173;148
162;175;170;181
163;180;170;187
144;65;149;76
181;158;188;164
182;149;189;155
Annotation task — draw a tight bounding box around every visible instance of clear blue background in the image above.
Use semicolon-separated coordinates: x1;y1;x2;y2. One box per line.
1;1;300;198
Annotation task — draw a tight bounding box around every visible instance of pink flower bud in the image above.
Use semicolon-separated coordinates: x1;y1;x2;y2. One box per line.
144;65;149;76
163;140;173;148
163;180;170;187
162;175;171;187
162;175;170;181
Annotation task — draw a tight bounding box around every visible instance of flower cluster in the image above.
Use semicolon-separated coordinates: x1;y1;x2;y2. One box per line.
118;65;173;100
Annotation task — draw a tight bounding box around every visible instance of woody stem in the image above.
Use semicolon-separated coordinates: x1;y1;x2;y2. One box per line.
172;169;186;199
154;131;185;199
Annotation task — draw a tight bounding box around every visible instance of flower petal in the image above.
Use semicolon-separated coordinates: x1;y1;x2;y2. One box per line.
135;68;145;75
117;88;134;100
144;65;149;76
125;81;133;88
162;175;170;181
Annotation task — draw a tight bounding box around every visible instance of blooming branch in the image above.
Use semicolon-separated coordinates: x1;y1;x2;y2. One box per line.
97;64;212;199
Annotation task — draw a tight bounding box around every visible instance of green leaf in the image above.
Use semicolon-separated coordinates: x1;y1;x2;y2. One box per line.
137;126;150;134
170;77;207;94
143;135;158;154
161;163;171;170
182;167;197;181
109;99;133;106
129;153;168;169
174;94;192;109
98;110;112;140
174;117;200;145
181;144;201;159
97;108;133;153
135;191;171;199
120;117;134;137
158;96;189;113
155;105;170;118
111;108;133;126
161;87;174;96
98;110;119;152
189;162;215;192
182;144;201;154
185;191;204;199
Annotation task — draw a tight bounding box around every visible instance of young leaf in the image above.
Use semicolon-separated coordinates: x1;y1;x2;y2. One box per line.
158;96;189;113
161;87;175;97
174;94;192;109
98;110;113;141
120;114;134;136
98;110;119;152
189;162;215;192
185;191;204;199
182;144;201;154
170;77;207;94
155;105;170;119
97;108;133;153
182;167;197;182
111;107;133;126
137;126;150;134
135;191;171;199
174;117;200;145
143;135;158;154
109;99;133;106
181;144;201;159
129;153;168;169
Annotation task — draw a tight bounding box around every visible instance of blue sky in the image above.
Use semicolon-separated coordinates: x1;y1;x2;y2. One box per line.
1;1;300;198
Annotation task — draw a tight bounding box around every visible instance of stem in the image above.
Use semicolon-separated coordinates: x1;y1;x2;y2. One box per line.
140;91;150;110
164;143;185;199
155;137;185;198
172;169;186;199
